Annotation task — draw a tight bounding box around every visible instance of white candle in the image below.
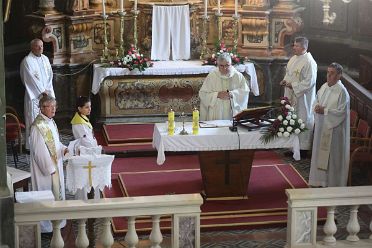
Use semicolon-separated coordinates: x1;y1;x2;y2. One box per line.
234;0;238;16
102;0;106;16
134;0;138;11
120;0;124;12
204;0;208;17
217;0;220;14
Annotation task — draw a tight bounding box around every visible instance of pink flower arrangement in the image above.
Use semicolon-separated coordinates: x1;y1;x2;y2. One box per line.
106;45;153;72
203;41;246;66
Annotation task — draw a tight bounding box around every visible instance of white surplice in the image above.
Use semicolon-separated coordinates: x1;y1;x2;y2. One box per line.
20;52;54;149
309;81;350;187
283;52;317;150
30;114;66;232
199;67;249;121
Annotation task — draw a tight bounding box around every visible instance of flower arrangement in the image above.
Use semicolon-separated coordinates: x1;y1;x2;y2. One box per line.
260;97;307;144
202;41;246;66
105;45;153;72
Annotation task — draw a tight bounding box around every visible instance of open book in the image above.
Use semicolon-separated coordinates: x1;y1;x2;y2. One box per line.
199;120;233;128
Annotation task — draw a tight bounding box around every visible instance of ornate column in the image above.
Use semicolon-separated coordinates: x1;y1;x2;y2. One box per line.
37;0;59;15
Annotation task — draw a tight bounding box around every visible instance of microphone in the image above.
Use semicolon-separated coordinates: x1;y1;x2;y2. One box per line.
228;90;238;132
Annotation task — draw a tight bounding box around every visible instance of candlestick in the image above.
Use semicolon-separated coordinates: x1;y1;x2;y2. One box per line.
217;0;220;14
232;14;239;52
134;0;138;11
234;0;238;16
102;0;106;16
120;0;124;12
204;0;208;18
200;15;209;60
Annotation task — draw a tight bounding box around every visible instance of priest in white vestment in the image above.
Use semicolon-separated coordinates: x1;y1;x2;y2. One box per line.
20;38;55;150
199;53;249;121
30;95;67;232
309;63;350;187
280;37;317;153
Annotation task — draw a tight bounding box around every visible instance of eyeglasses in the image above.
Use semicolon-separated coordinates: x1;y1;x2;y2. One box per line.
218;64;231;68
42;105;57;109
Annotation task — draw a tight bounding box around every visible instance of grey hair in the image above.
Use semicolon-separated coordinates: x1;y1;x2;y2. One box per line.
30;38;43;48
294;36;309;50
328;62;343;75
39;95;56;108
217;53;232;65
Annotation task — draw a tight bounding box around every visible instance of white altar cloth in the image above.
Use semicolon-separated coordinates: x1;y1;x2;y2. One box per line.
92;60;258;95
152;122;300;165
66;154;114;194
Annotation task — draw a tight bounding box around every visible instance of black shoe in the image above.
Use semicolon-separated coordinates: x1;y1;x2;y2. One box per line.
300;150;308;158
284;151;293;157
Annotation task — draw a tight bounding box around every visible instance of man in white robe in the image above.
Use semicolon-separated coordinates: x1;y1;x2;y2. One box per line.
30;95;68;232
280;37;317;154
309;63;350;187
199;53;249;121
20;38;55;150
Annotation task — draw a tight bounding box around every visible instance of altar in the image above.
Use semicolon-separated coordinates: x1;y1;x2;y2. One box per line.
152;122;300;198
93;61;259;122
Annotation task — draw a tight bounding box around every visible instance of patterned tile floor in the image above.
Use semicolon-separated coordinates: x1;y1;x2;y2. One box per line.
7;129;372;248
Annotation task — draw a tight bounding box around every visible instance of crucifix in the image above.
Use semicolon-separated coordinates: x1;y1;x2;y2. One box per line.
83;161;97;187
216;151;240;185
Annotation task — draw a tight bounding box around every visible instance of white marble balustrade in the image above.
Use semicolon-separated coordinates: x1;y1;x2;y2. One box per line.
14;193;202;248
286;186;372;248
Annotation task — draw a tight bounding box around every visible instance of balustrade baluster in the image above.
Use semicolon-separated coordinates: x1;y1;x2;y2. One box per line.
50;220;64;248
125;216;139;248
150;215;163;248
323;206;337;245
75;219;89;248
346;205;360;242
100;218;114;248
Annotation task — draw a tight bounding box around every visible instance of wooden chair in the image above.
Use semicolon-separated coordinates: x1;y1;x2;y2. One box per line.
350;119;371;152
348;137;372;186
350;109;359;128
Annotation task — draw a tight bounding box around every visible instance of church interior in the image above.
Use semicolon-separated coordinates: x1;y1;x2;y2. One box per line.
1;0;372;247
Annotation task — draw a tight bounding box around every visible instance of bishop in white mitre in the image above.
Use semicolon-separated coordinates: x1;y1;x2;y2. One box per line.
20;38;55;149
309;63;350;187
280;37;317;151
199;53;249;121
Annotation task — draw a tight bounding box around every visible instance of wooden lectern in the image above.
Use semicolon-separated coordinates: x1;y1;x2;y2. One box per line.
198;150;255;199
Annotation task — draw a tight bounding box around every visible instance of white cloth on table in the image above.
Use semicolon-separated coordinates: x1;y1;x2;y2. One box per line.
91;61;258;95
20;52;54;149
66;154;114;195
151;5;190;60
152;122;300;165
15;190;58;233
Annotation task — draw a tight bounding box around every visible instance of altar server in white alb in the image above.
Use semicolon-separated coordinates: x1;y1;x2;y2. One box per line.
280;37;317;155
71;96;98;152
309;63;350;187
199;53;249;121
20;38;55;150
30;95;67;232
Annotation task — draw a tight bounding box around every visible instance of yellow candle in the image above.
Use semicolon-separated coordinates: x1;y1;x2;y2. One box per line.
168;109;175;135
192;108;199;135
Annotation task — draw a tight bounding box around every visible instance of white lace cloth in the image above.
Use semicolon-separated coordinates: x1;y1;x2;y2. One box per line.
91;61;258;95
66;154;114;194
152;122;300;165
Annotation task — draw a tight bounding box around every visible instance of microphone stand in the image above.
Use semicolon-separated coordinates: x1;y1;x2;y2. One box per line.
228;91;238;132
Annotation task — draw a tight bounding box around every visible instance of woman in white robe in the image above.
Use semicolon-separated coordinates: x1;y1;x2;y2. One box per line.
199;53;249;121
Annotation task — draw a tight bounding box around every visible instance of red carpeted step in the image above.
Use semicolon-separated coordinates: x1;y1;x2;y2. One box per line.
103;123;154;144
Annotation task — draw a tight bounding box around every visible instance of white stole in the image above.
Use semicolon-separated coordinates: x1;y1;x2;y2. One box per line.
316;84;343;170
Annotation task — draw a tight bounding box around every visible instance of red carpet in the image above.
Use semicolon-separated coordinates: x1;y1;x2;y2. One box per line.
103;151;325;234
102;123;154;144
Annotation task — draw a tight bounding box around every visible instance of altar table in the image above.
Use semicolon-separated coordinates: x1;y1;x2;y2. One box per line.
153;122;301;198
92;60;259;95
